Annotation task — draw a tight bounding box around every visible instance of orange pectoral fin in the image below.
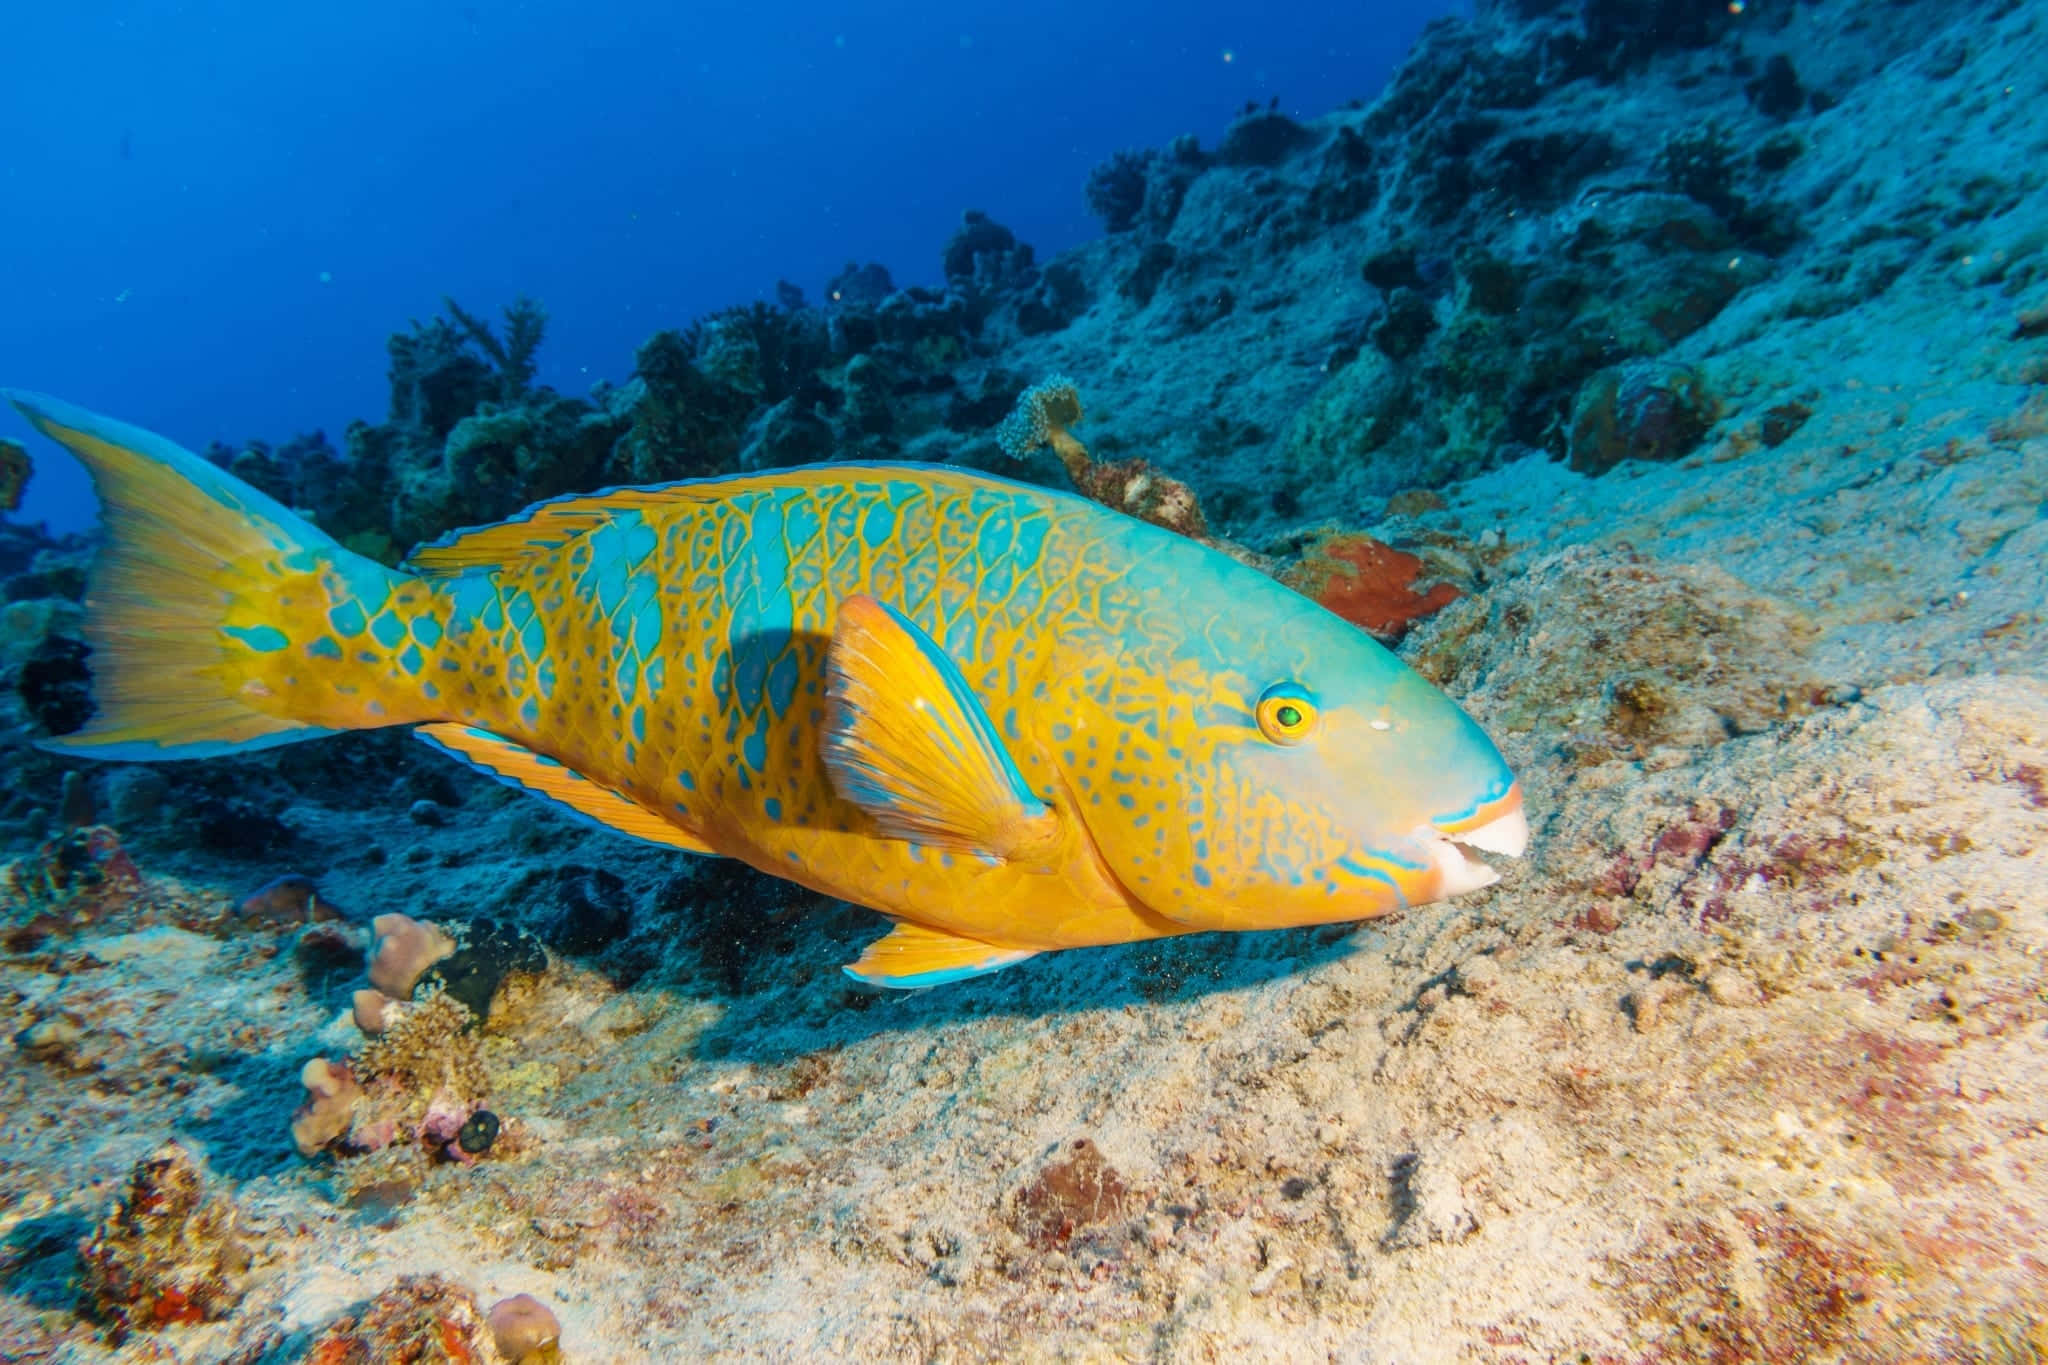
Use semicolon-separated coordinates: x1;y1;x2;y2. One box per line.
821;593;1058;863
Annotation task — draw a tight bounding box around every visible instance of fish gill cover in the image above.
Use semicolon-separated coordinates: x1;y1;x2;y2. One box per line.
2;0;2048;1358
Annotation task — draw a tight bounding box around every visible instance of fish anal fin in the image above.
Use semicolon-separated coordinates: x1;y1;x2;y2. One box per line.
843;921;1037;989
823;593;1058;863
415;722;717;855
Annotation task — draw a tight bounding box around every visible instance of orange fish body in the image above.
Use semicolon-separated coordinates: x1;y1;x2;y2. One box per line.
9;391;1525;987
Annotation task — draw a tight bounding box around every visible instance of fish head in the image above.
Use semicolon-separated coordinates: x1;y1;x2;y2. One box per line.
1065;543;1524;932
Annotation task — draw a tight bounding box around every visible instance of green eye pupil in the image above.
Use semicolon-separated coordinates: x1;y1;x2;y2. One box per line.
1276;705;1302;727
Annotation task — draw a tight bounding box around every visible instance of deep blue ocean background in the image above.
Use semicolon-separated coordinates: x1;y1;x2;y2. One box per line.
1;1;1455;533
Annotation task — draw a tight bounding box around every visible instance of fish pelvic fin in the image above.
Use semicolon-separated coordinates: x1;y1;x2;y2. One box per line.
415;723;720;855
843;921;1038;989
822;593;1059;863
6;390;412;760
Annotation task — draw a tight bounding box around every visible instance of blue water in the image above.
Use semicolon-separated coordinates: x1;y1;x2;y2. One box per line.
0;1;1452;533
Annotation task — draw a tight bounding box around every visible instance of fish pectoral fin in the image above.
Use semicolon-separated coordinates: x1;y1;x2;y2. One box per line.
822;593;1058;863
843;921;1038;989
414;722;719;856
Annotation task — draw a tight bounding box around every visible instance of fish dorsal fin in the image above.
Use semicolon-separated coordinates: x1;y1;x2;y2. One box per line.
400;460;1074;578
822;593;1058;863
401;485;702;578
415;722;718;855
843;921;1038;989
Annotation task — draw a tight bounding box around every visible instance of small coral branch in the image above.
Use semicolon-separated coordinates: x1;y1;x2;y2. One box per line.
996;375;1213;541
444;294;548;397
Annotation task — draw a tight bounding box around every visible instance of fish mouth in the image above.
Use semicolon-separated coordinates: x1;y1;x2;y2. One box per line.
1414;804;1530;899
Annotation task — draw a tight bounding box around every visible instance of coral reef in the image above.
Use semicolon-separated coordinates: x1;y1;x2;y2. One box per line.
293;987;494;1165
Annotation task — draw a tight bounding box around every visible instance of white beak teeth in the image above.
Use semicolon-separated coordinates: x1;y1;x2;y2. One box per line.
1458;807;1530;859
1412;825;1502;897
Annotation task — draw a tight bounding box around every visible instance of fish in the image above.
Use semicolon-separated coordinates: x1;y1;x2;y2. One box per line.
5;390;1527;988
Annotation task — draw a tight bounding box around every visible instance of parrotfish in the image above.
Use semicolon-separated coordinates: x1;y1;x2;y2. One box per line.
7;390;1527;987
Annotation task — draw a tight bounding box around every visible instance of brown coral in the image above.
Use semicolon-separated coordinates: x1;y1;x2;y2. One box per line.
77;1142;250;1340
304;1273;504;1364
487;1293;563;1364
1012;1138;1134;1250
369;912;457;997
293;1057;368;1157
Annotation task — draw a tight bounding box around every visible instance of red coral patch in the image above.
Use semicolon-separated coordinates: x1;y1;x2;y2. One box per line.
1285;533;1461;640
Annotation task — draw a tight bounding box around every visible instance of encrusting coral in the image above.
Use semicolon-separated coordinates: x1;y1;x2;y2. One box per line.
1281;532;1463;641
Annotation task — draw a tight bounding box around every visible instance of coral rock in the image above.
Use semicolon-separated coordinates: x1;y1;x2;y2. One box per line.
237;873;341;927
486;1293;562;1364
1568;360;1720;474
1013;1138;1133;1250
293;1057;367;1157
369;912;457;998
304;1273;504;1364
78;1142;249;1340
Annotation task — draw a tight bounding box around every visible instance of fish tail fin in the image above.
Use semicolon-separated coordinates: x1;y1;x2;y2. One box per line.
6;390;418;760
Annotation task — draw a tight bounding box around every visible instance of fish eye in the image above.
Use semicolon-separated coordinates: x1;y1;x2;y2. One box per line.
1255;684;1319;745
